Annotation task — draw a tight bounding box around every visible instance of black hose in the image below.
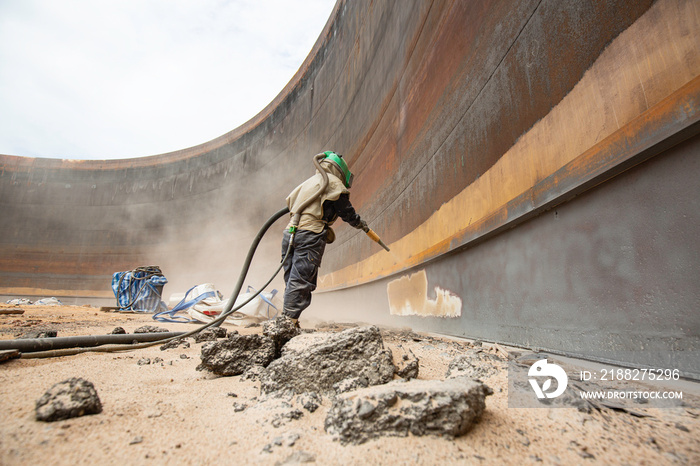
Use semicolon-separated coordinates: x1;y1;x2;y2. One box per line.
0;332;185;353
213;205;290;326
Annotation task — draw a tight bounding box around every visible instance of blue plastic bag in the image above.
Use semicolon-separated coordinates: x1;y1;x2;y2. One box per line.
111;266;168;313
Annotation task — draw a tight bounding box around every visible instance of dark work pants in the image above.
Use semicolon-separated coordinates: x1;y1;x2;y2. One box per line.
281;229;327;319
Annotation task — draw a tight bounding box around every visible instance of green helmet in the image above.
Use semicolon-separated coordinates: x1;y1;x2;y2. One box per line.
322;151;354;188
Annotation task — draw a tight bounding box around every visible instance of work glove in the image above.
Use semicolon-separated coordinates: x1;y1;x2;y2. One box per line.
358;219;369;232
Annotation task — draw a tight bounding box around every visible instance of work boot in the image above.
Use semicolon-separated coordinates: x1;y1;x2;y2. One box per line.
282;310;301;328
288;317;300;329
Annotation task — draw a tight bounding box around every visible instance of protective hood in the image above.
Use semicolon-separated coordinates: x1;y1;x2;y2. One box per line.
285;171;349;233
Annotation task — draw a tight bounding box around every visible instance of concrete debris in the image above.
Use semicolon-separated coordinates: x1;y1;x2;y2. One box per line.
160;338;191;350
446;350;502;380
297;392;322;413
314;322;358;332
272;409;304;428
279;332;331;355
324;377;493;444
35;377;102;422
241;365;265;381
133;325;170;334
247;397;305;428
197;334;275;376
395;349;419;380
263;432;301;453
194;327;228;343
381;328;425;342
262;316;301;357
260;326;395;395
332;377;368;394
19;329;57;339
110;327;126;335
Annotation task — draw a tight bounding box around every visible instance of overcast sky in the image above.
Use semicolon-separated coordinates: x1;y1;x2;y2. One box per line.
0;0;336;160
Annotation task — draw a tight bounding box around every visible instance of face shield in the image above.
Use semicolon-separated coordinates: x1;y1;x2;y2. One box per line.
322;151;354;188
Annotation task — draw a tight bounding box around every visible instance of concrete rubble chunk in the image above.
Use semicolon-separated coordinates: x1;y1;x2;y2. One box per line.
197;334;275;376
19;329;58;339
194;327;227;343
395;349;419;380
272;408;304;428
279;332;331;356
262;316;301;357
324;377;493;444
160;338;191;350
260;326;395;395
241;365;265;381
35;377;103;422
446;350;502;380
297;392;322;413
134;325;170;334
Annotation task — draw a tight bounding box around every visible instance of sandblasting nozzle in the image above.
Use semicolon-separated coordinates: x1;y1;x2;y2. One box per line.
365;228;391;252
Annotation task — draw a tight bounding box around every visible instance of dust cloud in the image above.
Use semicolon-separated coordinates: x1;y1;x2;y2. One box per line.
136;149;309;308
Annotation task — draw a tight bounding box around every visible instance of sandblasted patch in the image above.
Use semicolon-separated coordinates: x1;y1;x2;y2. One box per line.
387;270;461;317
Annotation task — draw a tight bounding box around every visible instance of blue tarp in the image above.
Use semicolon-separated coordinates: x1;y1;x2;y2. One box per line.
111;268;168;313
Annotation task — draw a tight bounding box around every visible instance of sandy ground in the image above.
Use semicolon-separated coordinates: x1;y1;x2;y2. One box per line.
0;304;699;465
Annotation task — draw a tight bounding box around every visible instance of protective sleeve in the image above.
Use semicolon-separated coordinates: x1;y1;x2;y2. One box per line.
333;193;363;228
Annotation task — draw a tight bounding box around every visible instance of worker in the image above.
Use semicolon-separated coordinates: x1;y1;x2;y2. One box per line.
281;151;367;325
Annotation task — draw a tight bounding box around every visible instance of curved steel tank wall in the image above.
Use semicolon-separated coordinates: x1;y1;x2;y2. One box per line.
1;0;699;375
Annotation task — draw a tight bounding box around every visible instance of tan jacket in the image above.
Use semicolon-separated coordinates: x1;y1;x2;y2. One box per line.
286;170;349;233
